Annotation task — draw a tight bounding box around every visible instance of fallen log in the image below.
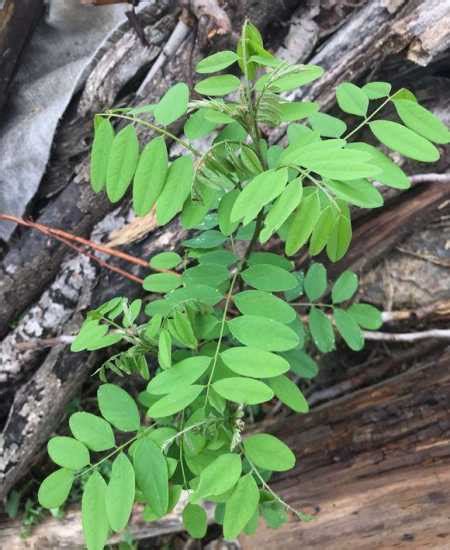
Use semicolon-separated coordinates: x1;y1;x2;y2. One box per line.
241;348;450;550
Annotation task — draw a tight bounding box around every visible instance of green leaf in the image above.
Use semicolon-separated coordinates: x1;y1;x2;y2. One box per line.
143;273;182;293
362;81;391;99
326;204;352;262
393;99;450;145
218;189;240;236
347;142;410;189
106;453;135;532
212;377;274;405
280;138;346;168
223;474;260;540
260;179;303;243
196;50;239;73
234;290;296;323
171;310;199;349
48;437;90;470
195;75;241;96
336;82;369;116
134;439;168;517
243;433;295;472
148;385;204;418
333;308;364;351
309;112;347;138
324;179;384;208
267;65;324;92
248;252;293;271
82;472;109;550
106;125;139;203
91;117;114;192
150;251;181;270
221;347;290;378
198;249;237;267
183;230;227;249
97;384;140;432
183;504;208;539
184;109;217;140
38;469;74;509
309;206;337;256
158;329;172;369
231;168;288;225
285;190;321;256
304;263;327;301
347;303;382;329
299;150;381;180
308;306;335;352
183;264;229;288
282;349;319;379
194;454;242;499
69;412;115;452
369;120;439;162
154;83;189;126
332;270;358;304
267;375;309;413
133;137;168;216
395;88;417;102
147;356;211;395
261;500;288;528
241;264;298;292
279;101;319;122
228;315;299;352
157;155;194;225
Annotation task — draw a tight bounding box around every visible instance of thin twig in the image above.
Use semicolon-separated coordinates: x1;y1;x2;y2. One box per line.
363;329;450;342
15;335;75;351
55;234;144;284
410;173;450;185
0;214;150;267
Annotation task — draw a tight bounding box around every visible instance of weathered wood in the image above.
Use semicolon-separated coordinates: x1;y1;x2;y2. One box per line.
241;349;450;549
0;0;44;112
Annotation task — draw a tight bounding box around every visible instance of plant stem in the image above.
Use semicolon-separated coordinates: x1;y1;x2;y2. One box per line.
244;451;313;521
344;89;402;141
101;112;200;157
75;424;155;479
204;270;240;404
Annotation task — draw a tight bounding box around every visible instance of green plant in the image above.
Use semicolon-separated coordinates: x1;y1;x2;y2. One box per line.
37;21;449;549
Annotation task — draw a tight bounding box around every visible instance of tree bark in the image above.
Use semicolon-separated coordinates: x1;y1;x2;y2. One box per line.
241;348;450;550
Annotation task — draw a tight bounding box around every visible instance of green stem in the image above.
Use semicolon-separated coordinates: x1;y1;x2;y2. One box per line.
244;451;312;521
101;112;200;157
292;302;333;308
344;89;402;141
75;424;155;479
204;270;240;404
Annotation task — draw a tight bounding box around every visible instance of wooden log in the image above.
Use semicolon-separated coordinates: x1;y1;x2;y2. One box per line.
0;0;44;112
241;348;450;549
